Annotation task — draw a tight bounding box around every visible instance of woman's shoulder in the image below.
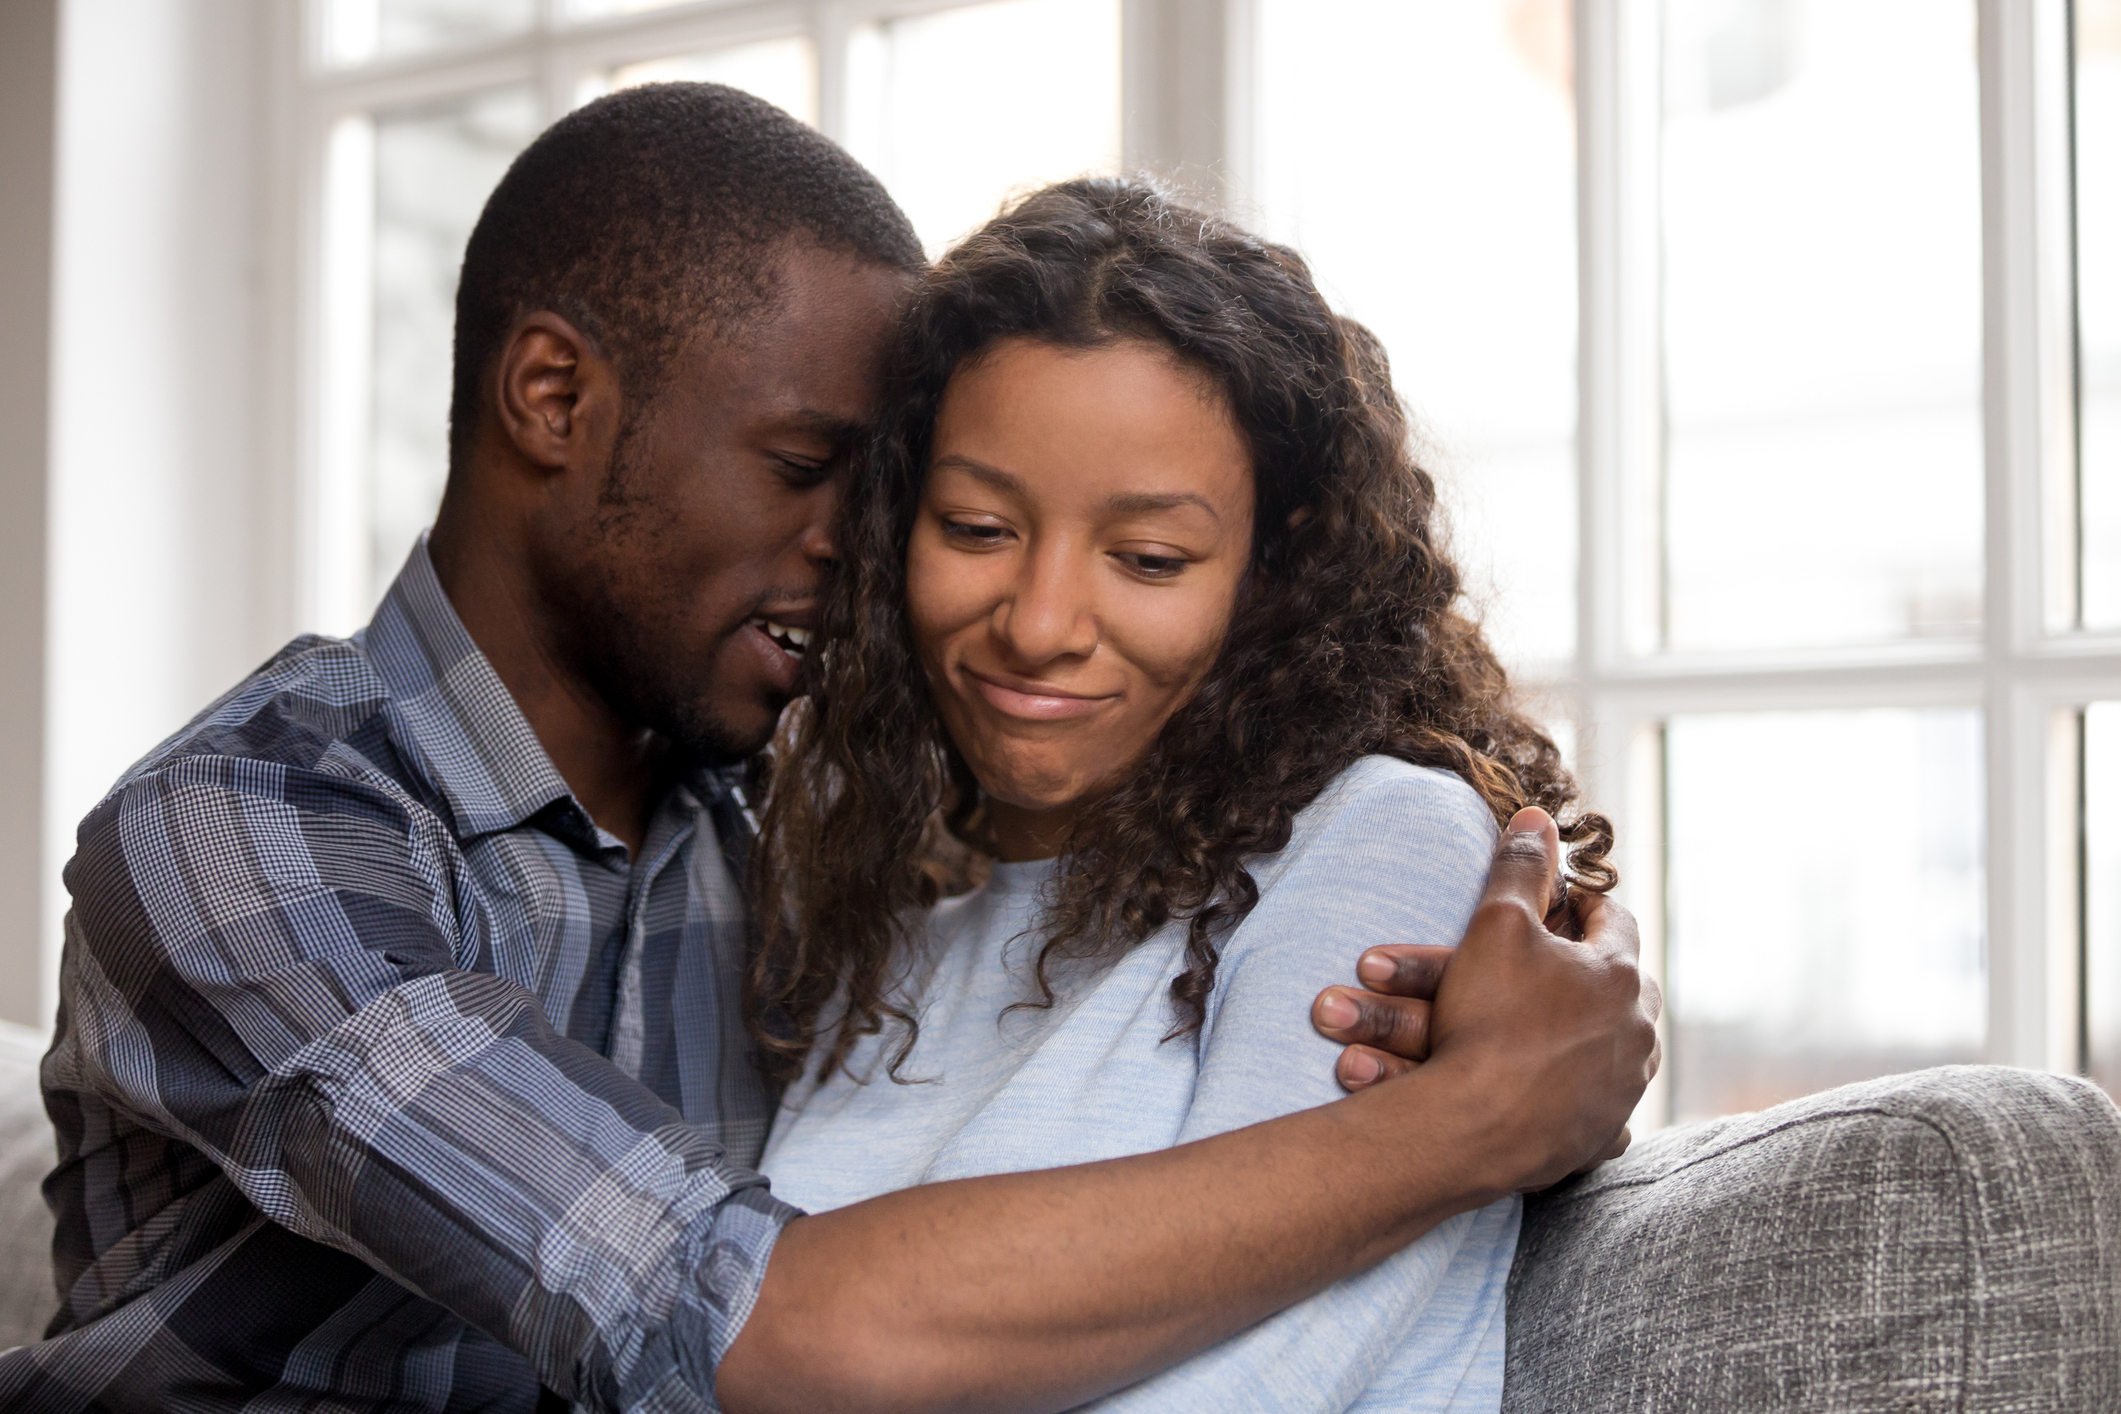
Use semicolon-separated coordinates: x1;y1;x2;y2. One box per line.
1291;754;1499;854
1208;757;1499;1000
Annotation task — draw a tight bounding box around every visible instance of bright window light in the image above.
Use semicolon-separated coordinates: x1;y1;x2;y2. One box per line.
1665;707;1986;1121
2079;1;2121;627
842;0;1121;257
2088;703;2121;1098
585;37;820;128
1250;0;1578;673
1661;0;1984;652
322;0;535;67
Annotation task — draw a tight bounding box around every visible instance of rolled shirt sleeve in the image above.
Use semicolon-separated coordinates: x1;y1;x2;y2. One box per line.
50;754;794;1411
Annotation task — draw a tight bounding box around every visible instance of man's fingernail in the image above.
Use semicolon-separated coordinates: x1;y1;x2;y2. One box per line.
1317;992;1357;1028
1357;952;1394;986
1344;1051;1383;1084
1507;807;1546;835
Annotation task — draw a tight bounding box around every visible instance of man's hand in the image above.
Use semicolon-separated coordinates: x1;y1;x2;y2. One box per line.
1309;806;1662;1183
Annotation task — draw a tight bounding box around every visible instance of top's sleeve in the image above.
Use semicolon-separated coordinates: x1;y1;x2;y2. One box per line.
1083;760;1514;1414
56;754;795;1412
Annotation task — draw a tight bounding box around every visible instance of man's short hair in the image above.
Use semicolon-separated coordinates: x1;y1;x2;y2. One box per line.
449;81;924;468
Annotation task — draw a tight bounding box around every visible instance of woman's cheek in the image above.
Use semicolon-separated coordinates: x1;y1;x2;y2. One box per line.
1121;584;1234;693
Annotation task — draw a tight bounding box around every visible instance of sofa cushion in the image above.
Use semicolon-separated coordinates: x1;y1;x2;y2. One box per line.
0;1024;56;1350
1504;1065;2121;1413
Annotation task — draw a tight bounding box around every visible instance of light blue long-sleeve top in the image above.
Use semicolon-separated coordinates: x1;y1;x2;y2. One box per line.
759;755;1518;1412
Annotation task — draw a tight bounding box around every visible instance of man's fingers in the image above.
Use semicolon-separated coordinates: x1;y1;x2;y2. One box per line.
1313;987;1431;1061
1333;1044;1416;1092
1482;807;1561;922
1571;887;1641;967
1352;944;1452;1000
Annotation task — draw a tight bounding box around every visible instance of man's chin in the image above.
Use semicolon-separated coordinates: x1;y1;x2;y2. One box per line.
655;695;779;768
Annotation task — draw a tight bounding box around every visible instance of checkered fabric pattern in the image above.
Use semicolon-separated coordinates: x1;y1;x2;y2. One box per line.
0;542;793;1413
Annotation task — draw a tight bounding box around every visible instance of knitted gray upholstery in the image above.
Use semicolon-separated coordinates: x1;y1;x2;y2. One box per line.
0;1024;56;1350
1505;1065;2121;1413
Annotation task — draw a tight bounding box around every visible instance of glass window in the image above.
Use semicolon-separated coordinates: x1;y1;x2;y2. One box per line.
2080;1;2121;627
584;37;821;127
323;0;536;67
843;0;1122;256
1250;0;1578;671
1665;707;1986;1121
365;88;539;609
1660;0;1983;652
2089;703;2121;1098
564;0;693;18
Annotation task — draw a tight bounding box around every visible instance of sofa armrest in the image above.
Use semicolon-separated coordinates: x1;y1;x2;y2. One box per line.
1503;1065;2121;1413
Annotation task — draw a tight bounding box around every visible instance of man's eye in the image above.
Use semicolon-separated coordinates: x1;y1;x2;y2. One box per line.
773;455;832;483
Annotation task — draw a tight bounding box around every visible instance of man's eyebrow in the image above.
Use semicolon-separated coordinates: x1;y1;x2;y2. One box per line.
783;408;867;443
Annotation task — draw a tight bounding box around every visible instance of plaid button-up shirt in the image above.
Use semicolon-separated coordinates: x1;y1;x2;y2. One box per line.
0;543;794;1413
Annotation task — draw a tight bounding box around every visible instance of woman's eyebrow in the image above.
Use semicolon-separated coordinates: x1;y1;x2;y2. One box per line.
934;453;1220;522
1104;490;1220;521
933;454;1028;496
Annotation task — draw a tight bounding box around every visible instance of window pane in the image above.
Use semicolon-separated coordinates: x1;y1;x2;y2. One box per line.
2089;703;2121;1098
1251;0;1578;671
324;0;535;67
2081;2;2121;627
843;0;1121;256
1666;708;1985;1121
586;37;820;127
1661;0;1983;652
371;88;540;602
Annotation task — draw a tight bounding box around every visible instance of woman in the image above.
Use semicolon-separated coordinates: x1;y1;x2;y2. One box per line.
750;179;1613;1411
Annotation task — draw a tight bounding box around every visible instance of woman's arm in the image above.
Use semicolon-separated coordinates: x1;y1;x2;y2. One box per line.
717;803;1658;1414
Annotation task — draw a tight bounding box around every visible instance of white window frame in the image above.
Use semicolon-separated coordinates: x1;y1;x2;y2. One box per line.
265;0;2121;1125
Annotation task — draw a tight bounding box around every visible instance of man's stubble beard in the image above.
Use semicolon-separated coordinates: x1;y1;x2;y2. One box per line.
551;443;772;770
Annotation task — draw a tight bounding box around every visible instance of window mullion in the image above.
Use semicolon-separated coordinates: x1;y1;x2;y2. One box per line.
1979;0;2079;1070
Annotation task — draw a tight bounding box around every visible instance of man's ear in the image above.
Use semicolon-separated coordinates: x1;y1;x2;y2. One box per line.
493;311;620;473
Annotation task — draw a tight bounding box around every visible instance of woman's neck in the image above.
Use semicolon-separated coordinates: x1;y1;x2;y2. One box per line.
985;800;1078;863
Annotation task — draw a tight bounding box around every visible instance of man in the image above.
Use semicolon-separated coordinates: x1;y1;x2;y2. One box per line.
1;85;1658;1412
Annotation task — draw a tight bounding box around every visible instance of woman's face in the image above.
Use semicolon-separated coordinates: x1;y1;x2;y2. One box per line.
906;337;1255;861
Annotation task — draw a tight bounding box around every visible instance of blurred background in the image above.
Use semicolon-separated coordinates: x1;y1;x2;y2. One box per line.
0;0;2115;1125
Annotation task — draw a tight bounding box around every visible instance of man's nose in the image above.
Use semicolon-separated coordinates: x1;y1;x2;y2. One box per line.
994;546;1097;664
799;485;839;568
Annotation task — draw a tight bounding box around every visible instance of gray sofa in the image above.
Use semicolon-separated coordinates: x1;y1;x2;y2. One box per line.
2;1023;2117;1410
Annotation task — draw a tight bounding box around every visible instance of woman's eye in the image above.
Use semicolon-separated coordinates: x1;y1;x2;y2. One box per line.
1116;552;1188;579
941;519;1012;546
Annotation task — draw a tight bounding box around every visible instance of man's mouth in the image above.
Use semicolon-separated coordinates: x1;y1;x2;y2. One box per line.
748;618;812;657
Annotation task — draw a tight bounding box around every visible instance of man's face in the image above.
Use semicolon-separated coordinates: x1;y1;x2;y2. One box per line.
547;242;911;762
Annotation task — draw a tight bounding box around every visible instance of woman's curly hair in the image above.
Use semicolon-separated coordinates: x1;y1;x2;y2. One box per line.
748;178;1612;1086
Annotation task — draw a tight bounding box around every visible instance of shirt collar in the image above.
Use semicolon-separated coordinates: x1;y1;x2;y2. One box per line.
358;536;589;845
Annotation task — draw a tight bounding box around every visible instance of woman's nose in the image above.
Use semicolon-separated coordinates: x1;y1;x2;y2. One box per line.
993;549;1097;665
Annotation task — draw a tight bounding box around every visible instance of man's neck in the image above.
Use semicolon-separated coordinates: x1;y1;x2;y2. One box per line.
427;513;667;858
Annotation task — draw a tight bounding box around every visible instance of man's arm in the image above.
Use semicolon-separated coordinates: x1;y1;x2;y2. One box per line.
58;763;793;1411
717;808;1660;1414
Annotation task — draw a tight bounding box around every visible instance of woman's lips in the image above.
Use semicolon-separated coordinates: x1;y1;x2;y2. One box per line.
964;668;1116;721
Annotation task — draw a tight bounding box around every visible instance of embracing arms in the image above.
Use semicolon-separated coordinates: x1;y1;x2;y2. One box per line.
715;807;1661;1414
59;757;1650;1414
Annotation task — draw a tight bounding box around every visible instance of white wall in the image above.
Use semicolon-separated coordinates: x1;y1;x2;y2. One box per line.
0;0;59;1030
29;0;276;1028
